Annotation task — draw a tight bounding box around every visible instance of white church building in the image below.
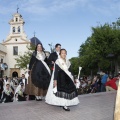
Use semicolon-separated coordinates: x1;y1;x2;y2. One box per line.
0;11;48;78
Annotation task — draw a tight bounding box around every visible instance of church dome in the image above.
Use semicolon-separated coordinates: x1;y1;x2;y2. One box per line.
30;37;42;46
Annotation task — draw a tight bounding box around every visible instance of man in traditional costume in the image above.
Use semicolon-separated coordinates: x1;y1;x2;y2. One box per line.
48;43;61;71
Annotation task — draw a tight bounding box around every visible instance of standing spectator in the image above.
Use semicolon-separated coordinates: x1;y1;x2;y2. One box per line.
3;75;7;89
101;71;108;92
19;74;27;88
7;77;15;92
0;78;3;99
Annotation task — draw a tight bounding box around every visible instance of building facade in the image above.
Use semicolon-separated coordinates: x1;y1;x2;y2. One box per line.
0;11;51;78
0;12;30;77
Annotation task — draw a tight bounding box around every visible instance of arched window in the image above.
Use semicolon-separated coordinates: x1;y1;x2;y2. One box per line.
13;46;18;55
18;26;20;32
16;18;18;22
13;27;15;33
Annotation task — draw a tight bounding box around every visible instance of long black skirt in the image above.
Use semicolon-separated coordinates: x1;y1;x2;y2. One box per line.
31;59;51;90
55;66;78;100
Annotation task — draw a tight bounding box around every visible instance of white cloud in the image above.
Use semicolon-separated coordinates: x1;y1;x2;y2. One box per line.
0;0;120;17
86;0;120;16
0;0;89;15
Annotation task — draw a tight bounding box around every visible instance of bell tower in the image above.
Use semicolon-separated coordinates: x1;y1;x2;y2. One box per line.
3;8;28;43
8;10;27;39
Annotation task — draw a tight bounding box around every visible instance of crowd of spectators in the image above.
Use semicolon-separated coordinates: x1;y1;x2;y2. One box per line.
0;71;120;103
77;71;120;95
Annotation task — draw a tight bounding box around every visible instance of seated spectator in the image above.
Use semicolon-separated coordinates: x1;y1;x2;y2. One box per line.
81;81;87;88
105;76;119;91
15;82;26;101
0;82;14;103
87;76;98;93
90;76;98;93
86;80;92;94
96;75;101;92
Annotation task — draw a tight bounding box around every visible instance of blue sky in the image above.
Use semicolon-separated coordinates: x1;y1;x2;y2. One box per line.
0;0;120;59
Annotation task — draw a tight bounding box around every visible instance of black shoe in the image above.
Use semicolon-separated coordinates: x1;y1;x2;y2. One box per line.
36;98;39;101
63;106;70;111
39;98;42;101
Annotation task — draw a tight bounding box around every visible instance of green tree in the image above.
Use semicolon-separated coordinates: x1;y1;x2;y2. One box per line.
69;57;80;75
77;19;120;75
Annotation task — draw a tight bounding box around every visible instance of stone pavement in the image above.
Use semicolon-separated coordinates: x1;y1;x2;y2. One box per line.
0;91;116;120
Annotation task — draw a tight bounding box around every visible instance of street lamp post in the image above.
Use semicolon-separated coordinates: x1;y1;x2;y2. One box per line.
48;43;54;53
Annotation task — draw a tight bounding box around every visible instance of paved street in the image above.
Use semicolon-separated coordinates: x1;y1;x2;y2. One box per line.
0;91;116;120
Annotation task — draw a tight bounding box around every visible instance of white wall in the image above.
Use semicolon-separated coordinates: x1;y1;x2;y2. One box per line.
0;44;7;53
0;44;7;64
5;42;29;76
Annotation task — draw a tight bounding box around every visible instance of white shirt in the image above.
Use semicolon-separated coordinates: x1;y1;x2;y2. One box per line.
3;79;7;89
56;51;60;58
22;78;26;86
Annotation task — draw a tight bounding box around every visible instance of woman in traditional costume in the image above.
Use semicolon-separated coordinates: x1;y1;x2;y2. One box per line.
25;43;51;101
45;49;79;111
0;82;14;103
15;82;26;101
